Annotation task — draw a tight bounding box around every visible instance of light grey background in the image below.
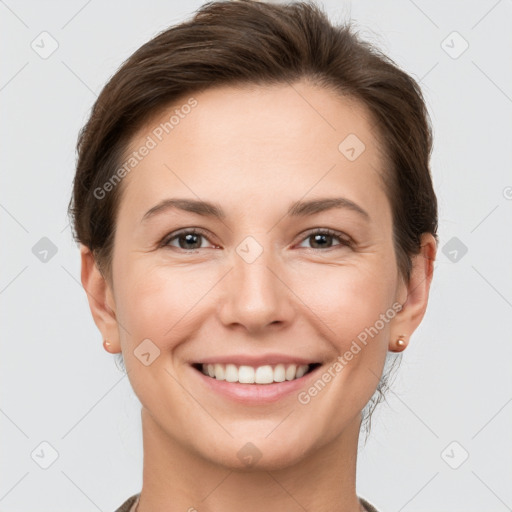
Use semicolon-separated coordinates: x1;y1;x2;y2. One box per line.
1;1;511;511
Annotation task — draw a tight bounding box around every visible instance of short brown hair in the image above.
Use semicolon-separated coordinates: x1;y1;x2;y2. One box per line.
68;0;438;437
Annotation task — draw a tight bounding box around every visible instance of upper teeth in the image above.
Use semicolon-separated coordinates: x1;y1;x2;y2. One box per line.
201;363;310;384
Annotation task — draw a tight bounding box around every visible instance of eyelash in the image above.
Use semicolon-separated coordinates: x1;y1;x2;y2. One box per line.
159;227;353;251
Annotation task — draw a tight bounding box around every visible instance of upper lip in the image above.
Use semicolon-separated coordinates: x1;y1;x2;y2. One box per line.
191;354;321;367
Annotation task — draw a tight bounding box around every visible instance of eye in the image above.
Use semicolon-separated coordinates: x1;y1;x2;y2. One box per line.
160;227;352;252
297;228;352;250
161;228;216;251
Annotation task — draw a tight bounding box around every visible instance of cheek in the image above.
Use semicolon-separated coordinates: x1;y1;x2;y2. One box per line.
114;259;213;346
291;257;397;344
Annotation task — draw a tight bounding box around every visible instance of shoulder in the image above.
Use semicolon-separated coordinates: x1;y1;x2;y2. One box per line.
359;495;382;512
113;493;140;512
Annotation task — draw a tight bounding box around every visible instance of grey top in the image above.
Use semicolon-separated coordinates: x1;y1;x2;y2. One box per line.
114;492;381;512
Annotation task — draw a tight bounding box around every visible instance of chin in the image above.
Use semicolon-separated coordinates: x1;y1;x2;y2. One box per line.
197;435;314;473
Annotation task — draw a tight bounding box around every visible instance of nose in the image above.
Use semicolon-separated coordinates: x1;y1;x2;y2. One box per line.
218;246;296;335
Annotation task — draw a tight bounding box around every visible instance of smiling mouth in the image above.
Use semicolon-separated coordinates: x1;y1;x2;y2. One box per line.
191;362;321;384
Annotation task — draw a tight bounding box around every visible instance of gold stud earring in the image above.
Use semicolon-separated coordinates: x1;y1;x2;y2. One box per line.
103;339;113;352
395;336;407;351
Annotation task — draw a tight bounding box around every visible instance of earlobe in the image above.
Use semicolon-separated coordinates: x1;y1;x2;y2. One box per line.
79;244;121;353
389;233;437;351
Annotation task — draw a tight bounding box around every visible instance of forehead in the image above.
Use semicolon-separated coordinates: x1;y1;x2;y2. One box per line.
117;81;389;222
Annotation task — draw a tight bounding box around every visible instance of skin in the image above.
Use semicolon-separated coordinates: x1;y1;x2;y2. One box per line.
81;80;436;512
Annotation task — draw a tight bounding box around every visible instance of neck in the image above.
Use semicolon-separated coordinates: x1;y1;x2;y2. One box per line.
136;408;364;512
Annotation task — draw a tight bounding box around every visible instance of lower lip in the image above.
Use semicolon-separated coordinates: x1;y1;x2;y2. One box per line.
192;365;322;404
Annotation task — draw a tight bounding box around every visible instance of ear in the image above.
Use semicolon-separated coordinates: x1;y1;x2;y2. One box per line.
390;233;437;348
80;244;121;353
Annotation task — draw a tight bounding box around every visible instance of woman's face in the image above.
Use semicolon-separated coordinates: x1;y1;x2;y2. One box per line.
88;80;432;470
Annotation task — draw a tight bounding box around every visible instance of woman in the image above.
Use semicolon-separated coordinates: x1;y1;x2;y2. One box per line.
68;1;438;511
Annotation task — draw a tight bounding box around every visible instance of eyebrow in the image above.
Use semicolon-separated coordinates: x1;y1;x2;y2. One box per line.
141;197;371;223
